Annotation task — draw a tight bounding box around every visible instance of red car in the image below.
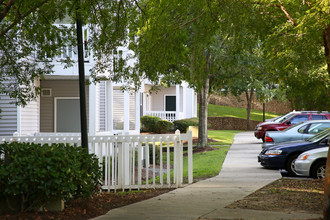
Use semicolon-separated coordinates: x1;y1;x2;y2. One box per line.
254;111;330;142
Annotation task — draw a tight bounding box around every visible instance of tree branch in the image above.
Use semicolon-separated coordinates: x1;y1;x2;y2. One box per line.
0;0;15;23
275;0;297;26
0;0;50;37
179;11;206;29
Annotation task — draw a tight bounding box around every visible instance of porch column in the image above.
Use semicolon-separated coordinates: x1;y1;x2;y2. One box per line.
88;80;97;135
106;80;113;132
123;90;130;185
17;106;21;135
182;82;187;119
176;85;180;120
124;90;130;132
135;91;140;132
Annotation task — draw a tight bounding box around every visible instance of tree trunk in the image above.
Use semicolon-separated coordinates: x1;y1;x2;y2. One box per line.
324;142;330;219
198;77;210;148
245;90;253;130
323;25;330;219
323;25;330;76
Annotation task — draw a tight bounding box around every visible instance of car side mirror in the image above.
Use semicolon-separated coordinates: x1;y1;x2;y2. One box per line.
286;121;291;125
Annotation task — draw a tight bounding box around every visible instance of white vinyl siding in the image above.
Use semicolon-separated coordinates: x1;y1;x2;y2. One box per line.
129;93;136;130
19;98;39;135
0;94;17;136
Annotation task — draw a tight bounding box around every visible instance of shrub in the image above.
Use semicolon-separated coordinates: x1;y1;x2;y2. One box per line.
140;115;161;132
0;142;102;213
148;144;161;165
173;117;199;133
155;120;174;134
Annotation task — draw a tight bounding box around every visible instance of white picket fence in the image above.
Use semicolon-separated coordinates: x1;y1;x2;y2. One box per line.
0;130;193;191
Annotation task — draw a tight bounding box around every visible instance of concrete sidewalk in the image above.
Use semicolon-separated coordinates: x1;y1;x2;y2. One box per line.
92;132;323;220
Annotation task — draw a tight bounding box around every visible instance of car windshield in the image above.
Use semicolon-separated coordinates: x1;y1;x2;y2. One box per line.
307;128;330;142
278;112;296;123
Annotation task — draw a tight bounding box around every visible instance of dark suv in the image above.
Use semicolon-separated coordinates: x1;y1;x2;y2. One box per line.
254;111;330;142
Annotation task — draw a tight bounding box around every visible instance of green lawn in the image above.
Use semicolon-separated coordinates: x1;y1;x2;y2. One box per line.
205;104;280;121
207;130;241;145
183;130;240;180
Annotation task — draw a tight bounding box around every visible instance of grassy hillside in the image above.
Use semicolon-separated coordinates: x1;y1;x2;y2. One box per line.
201;104;281;122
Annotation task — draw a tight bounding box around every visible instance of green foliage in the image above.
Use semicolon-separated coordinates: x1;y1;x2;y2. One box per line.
173;118;199;133
149;145;161;165
0;142;102;213
155;120;174;134
140;115;161;132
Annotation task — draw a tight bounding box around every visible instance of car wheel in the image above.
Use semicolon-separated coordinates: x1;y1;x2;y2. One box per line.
311;161;326;179
285;154;299;176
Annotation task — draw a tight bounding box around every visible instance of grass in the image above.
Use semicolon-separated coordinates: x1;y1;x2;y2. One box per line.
153;130;239;182
207;130;241;146
206;104;280;121
184;145;231;180
183;130;240;179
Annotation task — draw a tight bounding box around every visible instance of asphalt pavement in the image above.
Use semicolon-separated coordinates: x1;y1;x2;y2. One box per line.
92;131;323;220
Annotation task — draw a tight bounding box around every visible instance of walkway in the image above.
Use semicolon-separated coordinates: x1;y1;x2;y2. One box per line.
92;132;323;220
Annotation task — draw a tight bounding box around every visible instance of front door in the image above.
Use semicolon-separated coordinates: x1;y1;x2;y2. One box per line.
55;98;81;132
165;96;176;111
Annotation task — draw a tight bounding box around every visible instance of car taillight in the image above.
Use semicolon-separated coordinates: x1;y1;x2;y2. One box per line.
265;136;274;142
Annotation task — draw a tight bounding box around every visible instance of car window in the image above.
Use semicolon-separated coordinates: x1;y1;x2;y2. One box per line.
278;113;296;123
282;122;304;131
289;115;309;125
298;124;308;133
308;122;330;134
311;115;327;120
307;128;330;142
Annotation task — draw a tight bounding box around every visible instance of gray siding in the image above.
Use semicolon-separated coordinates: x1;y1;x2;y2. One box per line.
40;80;89;132
0;94;17;136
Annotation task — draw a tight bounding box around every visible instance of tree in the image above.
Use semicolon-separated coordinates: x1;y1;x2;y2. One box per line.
128;0;246;147
250;0;330;110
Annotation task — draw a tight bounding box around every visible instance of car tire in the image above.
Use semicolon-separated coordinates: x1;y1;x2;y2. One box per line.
311;160;326;179
285;154;299;176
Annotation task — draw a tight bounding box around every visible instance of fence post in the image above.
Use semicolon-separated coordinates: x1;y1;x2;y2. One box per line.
187;129;193;184
175;129;182;188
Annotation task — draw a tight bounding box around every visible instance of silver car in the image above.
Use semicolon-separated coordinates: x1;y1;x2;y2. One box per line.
294;147;328;179
262;120;330;149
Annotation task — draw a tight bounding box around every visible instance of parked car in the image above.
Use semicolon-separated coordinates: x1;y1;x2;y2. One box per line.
262;120;330;149
258;128;330;175
254;111;330;142
294;147;328;179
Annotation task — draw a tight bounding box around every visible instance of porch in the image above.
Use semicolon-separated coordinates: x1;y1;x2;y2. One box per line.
142;83;197;122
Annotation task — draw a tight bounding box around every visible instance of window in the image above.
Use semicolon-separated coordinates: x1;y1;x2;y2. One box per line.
308;122;330;134
298;125;308;133
311;115;327;120
289;115;309;125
